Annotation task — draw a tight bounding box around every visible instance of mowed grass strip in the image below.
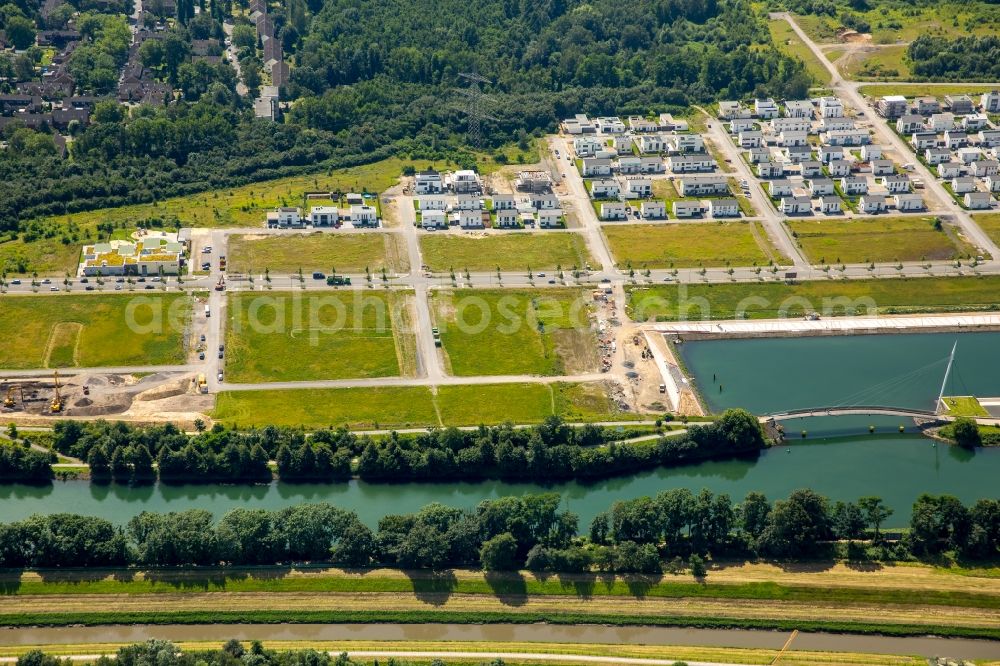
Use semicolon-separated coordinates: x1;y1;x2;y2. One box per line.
420;232;594;273
430;288;596;376
225;291;411;382
0;294;188;369
972;213;1000;248
768;19;830;84
787;216;976;264
859;83;1000;98
212;386;439;429
228;232;408;275
603;223;774;269
627;275;1000;321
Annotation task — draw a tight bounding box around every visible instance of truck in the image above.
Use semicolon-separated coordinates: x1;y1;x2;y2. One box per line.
197;374;208;394
204;304;211;317
326;275;352;286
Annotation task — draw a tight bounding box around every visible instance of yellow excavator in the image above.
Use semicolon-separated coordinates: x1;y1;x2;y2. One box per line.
50;370;63;413
3;384;16;409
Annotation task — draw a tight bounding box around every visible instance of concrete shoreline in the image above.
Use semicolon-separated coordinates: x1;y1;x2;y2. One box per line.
648;313;1000;341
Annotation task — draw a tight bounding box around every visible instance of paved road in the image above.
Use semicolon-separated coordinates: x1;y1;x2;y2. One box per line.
776;12;1000;263
218;371;612;392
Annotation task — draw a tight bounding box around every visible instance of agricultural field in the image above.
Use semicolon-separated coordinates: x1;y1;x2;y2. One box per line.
227;232;409;275
628;275;1000;321
1;157;450;277
603;222;778;269
768;19;830;84
419;232;594;272
0;294;188;369
430;288;599;377
787;216;976;264
224;291;416;382
213;381;630;428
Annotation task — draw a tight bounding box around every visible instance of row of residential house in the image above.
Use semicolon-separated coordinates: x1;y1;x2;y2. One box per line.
416;193;563;229
413;169;482;195
562;113;692;136
719;96;844;121
876;92;1000;119
267;198;379;228
251;0;289;120
596;198;738;221
573;132;705;158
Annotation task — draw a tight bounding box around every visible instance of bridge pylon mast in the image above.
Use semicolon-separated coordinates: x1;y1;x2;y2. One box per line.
936;340;958;413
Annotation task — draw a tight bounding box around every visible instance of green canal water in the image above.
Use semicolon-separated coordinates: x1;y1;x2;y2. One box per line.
1;332;998;529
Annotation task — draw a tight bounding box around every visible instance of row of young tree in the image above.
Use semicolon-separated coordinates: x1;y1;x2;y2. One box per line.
17;640;427;666
39;411;765;486
1;490;996;570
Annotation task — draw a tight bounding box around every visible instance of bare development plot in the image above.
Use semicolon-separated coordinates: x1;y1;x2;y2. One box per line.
768;19;830;84
419;232;594;272
787;216;977;264
224;291;417;382
227;233;409;275
603;223;776;269
0;294;188;369
972;213;1000;248
430;289;599;377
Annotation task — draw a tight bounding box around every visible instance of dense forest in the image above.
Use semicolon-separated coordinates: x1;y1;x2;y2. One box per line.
0;0;811;239
908;35;1000;81
0;490;997;571
35;411;764;485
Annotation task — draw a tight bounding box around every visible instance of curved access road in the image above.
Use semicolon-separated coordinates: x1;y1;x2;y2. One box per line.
0;624;997;661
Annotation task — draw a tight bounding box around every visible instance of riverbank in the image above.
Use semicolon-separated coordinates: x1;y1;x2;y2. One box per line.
0;563;999;642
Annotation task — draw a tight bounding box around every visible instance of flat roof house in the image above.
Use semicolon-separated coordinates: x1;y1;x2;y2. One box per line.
860;144;882;161
581;158;612;177
708;198;739;218
781;196;811;215
964;192;993;209
768;180;793;198
414;170;443;194
877;95;908;118
951;176;977;194
827;159;851;177
894;193;924;211
882;174;911;193
800;160;823;177
937;162;962;178
673;200;705;218
640;200;666;219
678;175;728;196
589;179;619;199
638;156;665;173
758;161;783;178
349;204;378;227
870;159;894;176
784;100;814;118
494;209;520;228
624;178;652;199
668;155;715;172
600;202;627;220
309;206;339;226
538;209;563;228
418;196;448;210
840;176;868;195
945;95;975;115
896;114;924;134
925;147;951;165
421;209;447;229
755;98;780;119
266;207;302;228
819;96;844;118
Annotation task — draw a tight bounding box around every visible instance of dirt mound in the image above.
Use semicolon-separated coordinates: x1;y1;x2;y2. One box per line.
838;29;871;44
135;377;191;402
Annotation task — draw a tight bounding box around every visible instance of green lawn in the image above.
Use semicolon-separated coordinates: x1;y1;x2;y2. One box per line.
430;288;598;376
796;3;999;45
225;291;416;381
941;396;989;418
227;233;408;275
844;45;911;80
213;386;438;429
787;216;976;264
0;294;188;369
213;381;632;428
859;84;1000;98
768;19;830;84
419;233;594;272
628;275;1000;321
603;222;776;269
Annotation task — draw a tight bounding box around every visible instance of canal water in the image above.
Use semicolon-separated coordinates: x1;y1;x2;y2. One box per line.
1;332;997;528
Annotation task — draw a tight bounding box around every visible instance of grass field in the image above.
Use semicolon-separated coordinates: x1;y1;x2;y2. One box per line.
787;216;976;264
213;381;629;428
768;19;830;84
430;289;598;376
227;233;409;275
224;291;416;382
972;213;1000;247
603;222;777;269
859;83;1000;98
1;562;998;641
628;275;1000;321
0;294;188;369
941;396;989;418
419;233;594;272
843;45;911;80
795;3;1000;44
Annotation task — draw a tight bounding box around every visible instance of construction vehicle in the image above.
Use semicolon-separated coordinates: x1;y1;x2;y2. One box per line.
50;370;63;413
214;276;225;291
197;374;208;394
3;384;16;409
